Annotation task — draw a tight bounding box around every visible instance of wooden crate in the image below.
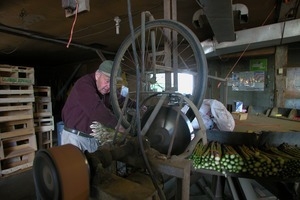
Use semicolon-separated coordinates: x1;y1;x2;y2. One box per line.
0;85;34;104
34;113;54;132
0;103;34;123
33;86;53;116
0;119;35;140
33;100;52;115
34;86;51;98
34;113;54;149
0;65;36;176
0;152;35;177
0;134;37;160
36;130;53;149
0;65;34;86
0;134;37;176
33;86;54;150
0;102;35;139
231;112;248;120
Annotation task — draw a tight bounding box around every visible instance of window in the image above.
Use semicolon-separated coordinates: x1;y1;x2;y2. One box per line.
150;73;193;95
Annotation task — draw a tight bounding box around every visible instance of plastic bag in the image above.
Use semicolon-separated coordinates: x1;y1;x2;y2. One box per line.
210;99;235;131
191;99;235;131
191;99;214;130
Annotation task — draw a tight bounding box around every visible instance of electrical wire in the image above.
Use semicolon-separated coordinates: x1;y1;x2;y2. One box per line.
62;2;162;40
66;1;79;48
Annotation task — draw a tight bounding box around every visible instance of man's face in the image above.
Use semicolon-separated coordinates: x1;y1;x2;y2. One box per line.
96;71;110;95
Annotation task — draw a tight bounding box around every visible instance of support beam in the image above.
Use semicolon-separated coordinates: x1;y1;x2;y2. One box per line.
202;19;300;58
274;45;288;107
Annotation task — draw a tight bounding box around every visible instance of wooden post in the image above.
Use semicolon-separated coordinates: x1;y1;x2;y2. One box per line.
274;45;288;107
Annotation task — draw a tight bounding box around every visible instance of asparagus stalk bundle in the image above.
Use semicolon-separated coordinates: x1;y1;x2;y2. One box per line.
263;144;300;178
220;144;245;173
237;145;283;177
190;141;222;172
190;141;245;174
89;121;123;145
278;143;300;159
190;141;300;178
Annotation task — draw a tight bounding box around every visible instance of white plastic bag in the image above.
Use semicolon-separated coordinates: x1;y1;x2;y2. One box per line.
191;99;214;130
210;99;235;131
191;99;235;131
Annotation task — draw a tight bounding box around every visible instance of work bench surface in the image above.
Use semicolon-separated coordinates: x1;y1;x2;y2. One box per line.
233;114;300;133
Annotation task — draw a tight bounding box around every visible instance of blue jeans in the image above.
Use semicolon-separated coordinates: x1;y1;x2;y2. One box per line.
61;129;100;152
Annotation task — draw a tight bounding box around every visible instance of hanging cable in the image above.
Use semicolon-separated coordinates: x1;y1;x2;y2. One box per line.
66;1;79;48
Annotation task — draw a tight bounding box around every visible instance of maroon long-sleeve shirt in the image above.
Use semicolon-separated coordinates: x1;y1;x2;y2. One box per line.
62;73;131;134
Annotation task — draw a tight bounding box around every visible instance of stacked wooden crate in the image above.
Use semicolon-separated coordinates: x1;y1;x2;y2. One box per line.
0;64;37;176
33;86;54;149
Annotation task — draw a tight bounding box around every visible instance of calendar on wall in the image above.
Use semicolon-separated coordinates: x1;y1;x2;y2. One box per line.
231;71;265;91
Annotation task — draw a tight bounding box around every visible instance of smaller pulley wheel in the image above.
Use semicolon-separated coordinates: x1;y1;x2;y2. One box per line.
141;106;193;155
33;144;90;200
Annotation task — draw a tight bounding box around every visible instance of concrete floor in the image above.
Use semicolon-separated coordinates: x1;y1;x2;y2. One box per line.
0;169;36;200
0;165;282;200
0;168;213;200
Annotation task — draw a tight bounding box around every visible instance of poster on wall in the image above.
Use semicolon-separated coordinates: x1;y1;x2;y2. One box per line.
250;58;268;71
231;71;265;91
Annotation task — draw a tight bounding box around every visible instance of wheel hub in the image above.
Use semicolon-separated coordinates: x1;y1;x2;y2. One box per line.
141;106;193;155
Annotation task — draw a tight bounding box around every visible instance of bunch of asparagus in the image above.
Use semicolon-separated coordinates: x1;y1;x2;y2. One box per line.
190;141;245;174
190;141;300;178
238;144;300;177
237;145;283;177
90;121;123;145
267;143;300;178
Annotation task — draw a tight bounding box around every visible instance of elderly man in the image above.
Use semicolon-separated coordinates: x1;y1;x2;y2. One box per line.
61;60;134;152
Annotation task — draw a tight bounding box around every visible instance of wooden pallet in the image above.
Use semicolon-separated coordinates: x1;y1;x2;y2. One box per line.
0;134;37;160
0;103;34;122
0;152;34;177
33;86;53;117
0;65;36;176
0;85;34;104
0;101;35;139
34;113;54;132
34;112;54;150
0;134;37;176
33;86;54;150
0;120;35;140
36;130;53;149
0;65;34;86
34;86;51;97
33;100;52;115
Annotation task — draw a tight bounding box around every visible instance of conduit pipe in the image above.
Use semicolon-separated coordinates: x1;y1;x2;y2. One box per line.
0;23;114;61
202;18;300;58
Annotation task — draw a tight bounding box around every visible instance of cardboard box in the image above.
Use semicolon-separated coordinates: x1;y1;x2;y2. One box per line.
232;112;248;120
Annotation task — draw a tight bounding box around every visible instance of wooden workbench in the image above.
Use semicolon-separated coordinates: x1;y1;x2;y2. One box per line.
201;114;300;200
233;114;300;133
